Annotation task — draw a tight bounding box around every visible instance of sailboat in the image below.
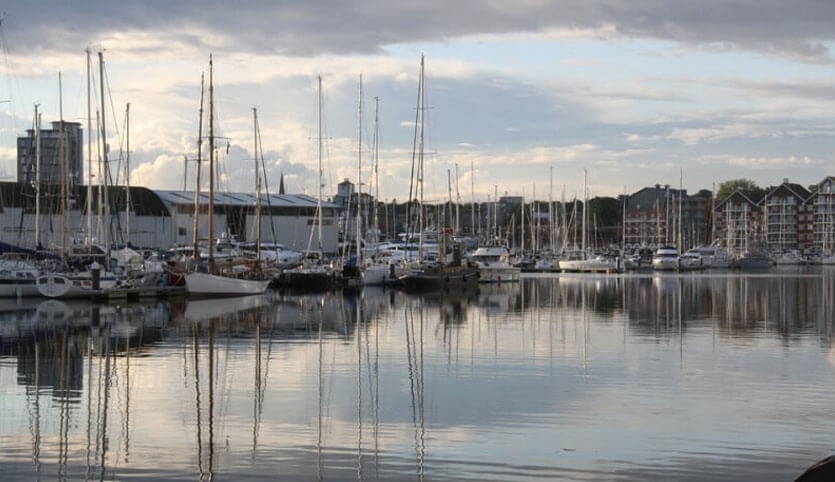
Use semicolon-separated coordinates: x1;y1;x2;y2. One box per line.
558;170;620;273
184;55;270;297
359;97;403;286
341;75;368;288
397;56;479;290
36;53;133;298
340;79;402;287
274;75;340;291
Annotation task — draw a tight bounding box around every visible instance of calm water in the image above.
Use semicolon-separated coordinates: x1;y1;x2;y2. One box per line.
1;268;835;481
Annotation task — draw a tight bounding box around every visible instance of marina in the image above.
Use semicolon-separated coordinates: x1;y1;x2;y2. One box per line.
3;5;835;481
1;268;834;480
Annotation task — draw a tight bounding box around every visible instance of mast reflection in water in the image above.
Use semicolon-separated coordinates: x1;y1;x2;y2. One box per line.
1;269;835;480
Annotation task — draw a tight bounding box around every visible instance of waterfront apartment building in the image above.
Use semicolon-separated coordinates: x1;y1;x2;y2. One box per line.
712;177;834;257
808;176;835;256
17;121;84;186
761;180;811;253
713;189;765;256
623;184;709;249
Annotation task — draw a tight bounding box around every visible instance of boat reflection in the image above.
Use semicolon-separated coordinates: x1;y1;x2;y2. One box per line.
0;270;834;480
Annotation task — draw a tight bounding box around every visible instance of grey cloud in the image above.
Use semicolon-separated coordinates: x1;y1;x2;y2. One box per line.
2;1;835;61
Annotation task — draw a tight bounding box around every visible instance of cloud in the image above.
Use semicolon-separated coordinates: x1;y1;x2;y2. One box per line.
706;154;820;169
2;1;835;62
3;1;835;202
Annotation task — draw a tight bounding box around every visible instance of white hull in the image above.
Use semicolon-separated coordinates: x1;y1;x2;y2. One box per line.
185;272;270;296
558;259;585;272
470;245;521;281
361;261;402;286
559;258;619;273
652;247;681;271
36;274;94;299
652;258;680;271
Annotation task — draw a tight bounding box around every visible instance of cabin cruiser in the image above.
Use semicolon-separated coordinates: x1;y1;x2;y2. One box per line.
558;249;620;273
238;241;304;269
469;244;521;283
652;246;680;271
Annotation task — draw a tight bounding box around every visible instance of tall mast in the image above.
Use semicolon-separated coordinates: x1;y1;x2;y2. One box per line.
417;56;425;262
356;75;363;262
678;168;683;249
98;51;110;258
532;183;537;251
372;96;380;244
521;192;525;253
125;102;131;244
493;185;498;241
560;185;567;250
86;49;93;243
454;164;460;238
470;161;475;240
253;107;262;264
34;105;41;249
711;181;716;244
317;75;324;257
549;166;554;250
582;169;588;254
191;73;205;262
447;169;453;234
208;54;215;272
622;186;627;253
59;71;68;253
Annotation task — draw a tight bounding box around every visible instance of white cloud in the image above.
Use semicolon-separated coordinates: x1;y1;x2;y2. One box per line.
712;154;820;169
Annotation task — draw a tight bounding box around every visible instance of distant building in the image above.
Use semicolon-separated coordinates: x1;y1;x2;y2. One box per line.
806;176;835;256
330;178;379;244
623;184;708;249
714;189;766;256
17;121;84;186
0;182;339;255
333;179;354;208
761;179;810;253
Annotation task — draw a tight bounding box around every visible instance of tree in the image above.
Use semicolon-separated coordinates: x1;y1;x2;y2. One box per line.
716;179;763;201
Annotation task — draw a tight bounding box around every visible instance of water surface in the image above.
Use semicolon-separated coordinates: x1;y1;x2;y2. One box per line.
1;268;834;480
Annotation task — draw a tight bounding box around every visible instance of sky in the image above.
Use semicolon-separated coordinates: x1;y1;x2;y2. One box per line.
1;1;835;203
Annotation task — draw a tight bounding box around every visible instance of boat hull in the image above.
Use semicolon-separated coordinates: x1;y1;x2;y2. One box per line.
399;265;480;291
731;256;773;270
274;268;341;291
185;272;271;297
560;258;620;273
36;274;93;299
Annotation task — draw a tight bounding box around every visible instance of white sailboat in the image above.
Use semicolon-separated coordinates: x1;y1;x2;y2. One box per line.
184;55;270;296
558;170;620;273
356;92;402;285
